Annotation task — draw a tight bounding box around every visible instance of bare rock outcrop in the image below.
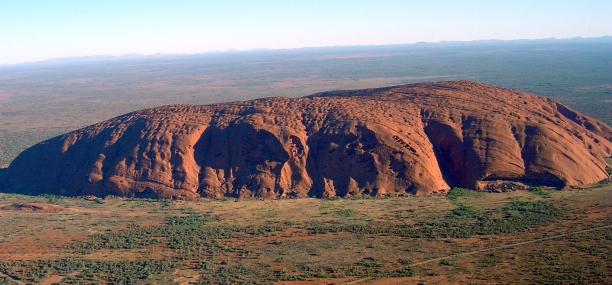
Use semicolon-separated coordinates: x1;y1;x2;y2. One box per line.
5;81;612;198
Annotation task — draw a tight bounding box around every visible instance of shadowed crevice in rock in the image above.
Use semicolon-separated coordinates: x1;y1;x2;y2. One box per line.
0;168;7;190
555;102;605;136
305;124;382;198
423;121;461;187
193;123;290;199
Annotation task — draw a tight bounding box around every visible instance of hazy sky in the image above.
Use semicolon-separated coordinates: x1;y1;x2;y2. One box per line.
1;0;610;65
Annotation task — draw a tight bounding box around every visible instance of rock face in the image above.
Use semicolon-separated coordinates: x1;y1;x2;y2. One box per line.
5;81;612;199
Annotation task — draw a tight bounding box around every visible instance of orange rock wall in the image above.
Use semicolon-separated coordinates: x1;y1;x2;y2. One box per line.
6;81;612;198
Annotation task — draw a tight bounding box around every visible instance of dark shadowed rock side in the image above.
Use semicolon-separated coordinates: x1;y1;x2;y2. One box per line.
4;81;612;199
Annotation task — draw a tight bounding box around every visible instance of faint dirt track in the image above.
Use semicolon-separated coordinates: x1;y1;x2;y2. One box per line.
344;224;612;285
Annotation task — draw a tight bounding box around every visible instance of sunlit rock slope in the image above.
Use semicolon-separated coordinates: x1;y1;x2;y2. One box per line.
6;81;612;198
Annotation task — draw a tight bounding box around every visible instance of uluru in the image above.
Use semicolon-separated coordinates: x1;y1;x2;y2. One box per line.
3;81;611;199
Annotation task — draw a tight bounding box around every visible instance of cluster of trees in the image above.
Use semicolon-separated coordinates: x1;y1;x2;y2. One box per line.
0;258;176;284
70;211;288;260
305;200;562;239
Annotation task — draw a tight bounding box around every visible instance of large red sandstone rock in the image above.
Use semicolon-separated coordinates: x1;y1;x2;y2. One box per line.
5;81;612;199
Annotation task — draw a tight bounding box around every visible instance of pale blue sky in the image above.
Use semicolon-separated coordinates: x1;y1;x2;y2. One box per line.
1;0;610;65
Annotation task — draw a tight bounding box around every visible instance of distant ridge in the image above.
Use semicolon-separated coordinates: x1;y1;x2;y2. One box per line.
4;36;611;67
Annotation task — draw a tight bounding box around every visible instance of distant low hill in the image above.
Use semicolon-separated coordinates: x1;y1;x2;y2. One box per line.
3;81;612;199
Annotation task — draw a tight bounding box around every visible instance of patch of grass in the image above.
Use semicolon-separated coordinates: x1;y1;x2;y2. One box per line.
530;186;551;198
218;196;234;202
38;194;65;204
335;208;356;217
452;204;480;217
446;187;483;201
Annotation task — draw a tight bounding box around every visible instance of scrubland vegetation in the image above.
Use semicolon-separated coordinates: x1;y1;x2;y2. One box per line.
0;182;611;284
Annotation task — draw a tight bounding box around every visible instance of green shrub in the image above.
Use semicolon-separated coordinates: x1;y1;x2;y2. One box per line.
453;204;480;217
530;186;550;197
394;266;417;277
440;259;454;266
446;187;483;201
398;258;413;265
335;208;355;217
39;194;65;204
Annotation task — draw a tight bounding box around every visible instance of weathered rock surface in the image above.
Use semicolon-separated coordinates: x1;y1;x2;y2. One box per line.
5;81;612;199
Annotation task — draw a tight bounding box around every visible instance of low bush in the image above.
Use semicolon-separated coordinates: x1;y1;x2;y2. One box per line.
447;187;483;201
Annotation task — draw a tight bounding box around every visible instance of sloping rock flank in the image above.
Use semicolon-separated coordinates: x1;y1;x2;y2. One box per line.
5;81;612;198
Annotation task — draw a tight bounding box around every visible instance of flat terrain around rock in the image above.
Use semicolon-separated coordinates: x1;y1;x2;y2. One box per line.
5;81;612;198
0;203;65;212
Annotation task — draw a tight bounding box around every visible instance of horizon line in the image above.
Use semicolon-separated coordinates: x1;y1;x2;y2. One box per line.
2;35;610;67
